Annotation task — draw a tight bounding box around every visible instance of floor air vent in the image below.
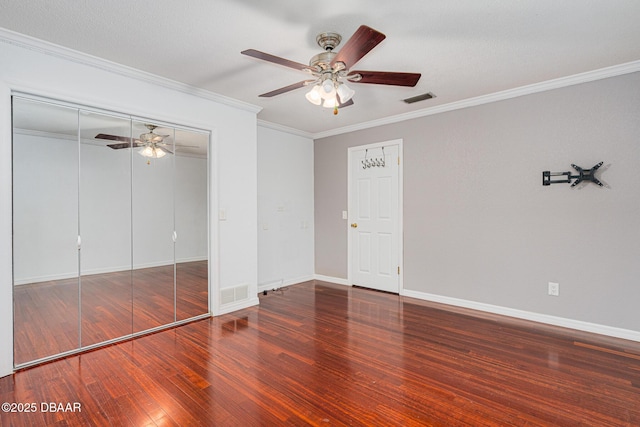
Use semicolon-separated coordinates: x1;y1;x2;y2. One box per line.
220;284;249;304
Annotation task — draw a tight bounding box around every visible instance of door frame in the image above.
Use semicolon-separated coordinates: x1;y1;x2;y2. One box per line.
347;139;403;293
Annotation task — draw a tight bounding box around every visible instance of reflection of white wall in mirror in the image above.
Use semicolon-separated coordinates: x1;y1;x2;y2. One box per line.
80;142;132;274
12;133;78;283
175;155;208;262
132;149;174;268
12;132;208;283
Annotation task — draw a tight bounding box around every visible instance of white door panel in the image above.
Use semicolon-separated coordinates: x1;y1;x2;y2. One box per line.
349;143;400;293
378;233;392;275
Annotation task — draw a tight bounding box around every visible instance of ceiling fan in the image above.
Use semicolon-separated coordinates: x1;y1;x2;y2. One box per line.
95;124;173;158
241;25;421;114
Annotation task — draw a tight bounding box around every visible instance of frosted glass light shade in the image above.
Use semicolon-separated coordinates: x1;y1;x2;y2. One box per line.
320;86;336;100
139;145;166;158
322;78;334;94
323;97;338;108
305;86;322;105
337;83;355;103
306;80;355;109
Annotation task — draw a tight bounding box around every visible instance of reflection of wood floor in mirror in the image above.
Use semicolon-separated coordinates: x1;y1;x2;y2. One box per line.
13;260;208;365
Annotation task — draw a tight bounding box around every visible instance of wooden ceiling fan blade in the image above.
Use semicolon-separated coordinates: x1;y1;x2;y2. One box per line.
158;141;198;148
259;80;314;97
95;133;132;142
106;142;131;150
349;71;421;87
106;142;145;149
158;146;173;155
241;49;309;71
331;25;386;69
338;98;353;108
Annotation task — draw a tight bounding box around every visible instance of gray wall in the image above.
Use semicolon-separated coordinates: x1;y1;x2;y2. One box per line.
315;71;640;331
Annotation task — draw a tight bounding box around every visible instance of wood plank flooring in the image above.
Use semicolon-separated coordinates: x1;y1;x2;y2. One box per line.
3;280;640;426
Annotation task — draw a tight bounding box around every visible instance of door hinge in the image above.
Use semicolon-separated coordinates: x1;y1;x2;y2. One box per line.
398;157;400;165
397;266;400;275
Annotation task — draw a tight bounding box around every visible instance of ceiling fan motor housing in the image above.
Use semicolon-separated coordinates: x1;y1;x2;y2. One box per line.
316;32;341;51
309;51;337;70
311;31;347;73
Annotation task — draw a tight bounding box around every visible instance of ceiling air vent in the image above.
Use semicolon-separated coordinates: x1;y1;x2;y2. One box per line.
403;92;436;104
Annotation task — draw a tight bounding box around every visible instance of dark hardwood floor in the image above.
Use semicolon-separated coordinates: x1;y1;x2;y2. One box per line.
3;280;640;426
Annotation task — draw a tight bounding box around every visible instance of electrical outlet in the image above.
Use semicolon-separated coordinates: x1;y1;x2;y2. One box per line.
548;282;559;296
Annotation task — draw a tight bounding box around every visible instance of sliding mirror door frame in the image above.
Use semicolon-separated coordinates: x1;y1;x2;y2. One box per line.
12;93;211;369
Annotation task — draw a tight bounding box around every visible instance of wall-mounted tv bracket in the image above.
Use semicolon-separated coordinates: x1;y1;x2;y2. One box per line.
542;162;604;187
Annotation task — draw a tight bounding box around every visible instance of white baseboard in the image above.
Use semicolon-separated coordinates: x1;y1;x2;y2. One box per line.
258;275;315;292
216;296;259;316
313;274;350;286
401;289;640;343
176;256;208;263
14;271;79;286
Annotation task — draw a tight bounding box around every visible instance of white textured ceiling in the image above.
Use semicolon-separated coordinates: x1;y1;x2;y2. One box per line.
1;0;640;136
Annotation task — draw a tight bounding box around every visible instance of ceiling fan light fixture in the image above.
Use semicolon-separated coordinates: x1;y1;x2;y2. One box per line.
322;97;338;109
139;145;166;159
321;78;335;94
305;86;322;105
321;86;336;100
336;82;355;103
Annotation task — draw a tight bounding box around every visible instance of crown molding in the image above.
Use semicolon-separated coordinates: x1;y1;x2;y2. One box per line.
312;60;640;140
0;27;262;114
257;119;314;139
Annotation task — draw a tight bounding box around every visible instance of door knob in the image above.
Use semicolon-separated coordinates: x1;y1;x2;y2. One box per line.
351;223;358;228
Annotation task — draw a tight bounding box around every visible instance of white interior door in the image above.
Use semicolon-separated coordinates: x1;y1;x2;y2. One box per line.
348;142;401;293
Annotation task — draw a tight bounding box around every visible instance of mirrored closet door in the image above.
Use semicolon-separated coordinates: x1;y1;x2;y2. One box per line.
12;96;210;367
12;98;80;365
131;119;176;333
175;129;209;321
78;110;134;347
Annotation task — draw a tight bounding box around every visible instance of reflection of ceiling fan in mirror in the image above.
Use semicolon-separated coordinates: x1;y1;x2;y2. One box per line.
95;124;175;159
